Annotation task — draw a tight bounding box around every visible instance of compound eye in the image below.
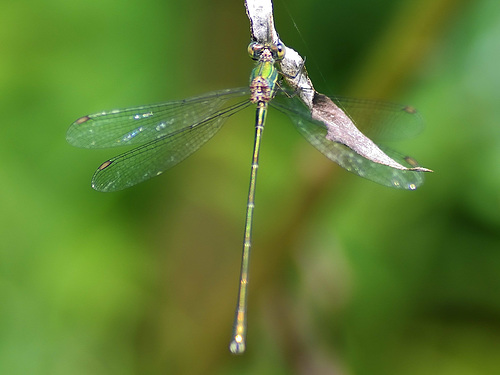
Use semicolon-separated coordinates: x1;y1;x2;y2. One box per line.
274;42;285;60
247;42;264;60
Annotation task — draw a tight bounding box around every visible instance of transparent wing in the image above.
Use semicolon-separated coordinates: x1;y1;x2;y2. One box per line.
332;96;424;141
67;87;250;148
271;92;427;190
280;87;424;141
89;95;251;192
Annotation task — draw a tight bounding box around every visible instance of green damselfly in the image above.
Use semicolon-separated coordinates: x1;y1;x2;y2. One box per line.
67;39;430;354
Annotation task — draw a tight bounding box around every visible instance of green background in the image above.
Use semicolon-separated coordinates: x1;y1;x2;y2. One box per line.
1;0;499;374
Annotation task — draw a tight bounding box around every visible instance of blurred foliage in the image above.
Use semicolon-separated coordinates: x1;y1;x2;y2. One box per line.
1;0;499;374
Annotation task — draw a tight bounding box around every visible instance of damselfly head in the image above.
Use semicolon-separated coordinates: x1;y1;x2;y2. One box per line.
247;41;285;61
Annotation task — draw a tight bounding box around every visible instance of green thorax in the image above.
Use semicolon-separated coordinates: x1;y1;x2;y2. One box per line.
247;42;284;104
